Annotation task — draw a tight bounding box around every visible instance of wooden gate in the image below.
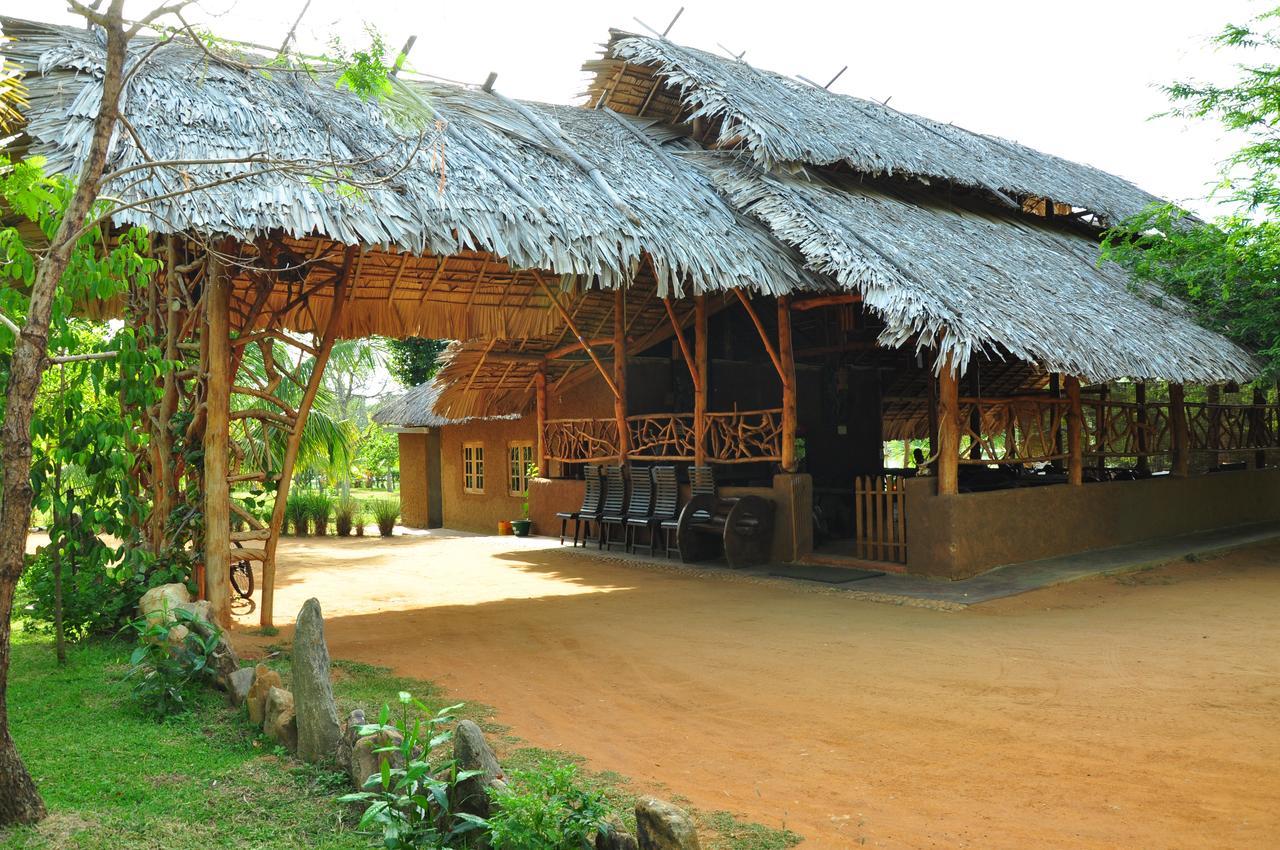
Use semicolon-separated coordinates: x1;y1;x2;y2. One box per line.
852;475;907;564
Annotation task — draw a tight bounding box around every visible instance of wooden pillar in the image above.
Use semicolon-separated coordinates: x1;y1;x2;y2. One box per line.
1095;383;1109;475
777;295;798;473
694;295;708;466
936;359;960;495
613;287;628;465
926;350;938;470
1065;375;1083;486
535;362;548;476
1135;382;1150;476
1207;384;1222;468
1169;382;1190;477
1252;386;1267;469
202;253;231;627
1049;373;1064;458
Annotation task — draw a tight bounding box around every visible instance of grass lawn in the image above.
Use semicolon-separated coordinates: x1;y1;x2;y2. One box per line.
0;627;799;850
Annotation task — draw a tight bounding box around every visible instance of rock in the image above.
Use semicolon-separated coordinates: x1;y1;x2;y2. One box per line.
597;818;639;850
336;709;366;773
185;615;240;688
292;598;341;763
264;686;298;752
635;798;700;850
350;728;405;790
452;719;503;819
227;667;256;707
247;664;283;726
138;583;191;620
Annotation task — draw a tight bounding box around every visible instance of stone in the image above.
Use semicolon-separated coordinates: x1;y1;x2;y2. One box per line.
350;728;405;790
292;598;341;763
185;614;240;688
227;666;256;707
336;709;366;773
597;818;639;850
247;664;283;726
451;719;503;819
635;798;700;850
138;583;191;619
264;686;298;752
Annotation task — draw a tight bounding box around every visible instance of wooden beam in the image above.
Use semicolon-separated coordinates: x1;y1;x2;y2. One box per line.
614;287;629;464
663;297;700;393
778;295;798;473
259;246;355;628
532;270;622;400
694;295;708;467
1065;375;1083;486
1135;382;1150;475
545;337;614;361
791;293;862;312
202;252;232;627
937;360;959;495
734;289;785;380
1169;382;1190;477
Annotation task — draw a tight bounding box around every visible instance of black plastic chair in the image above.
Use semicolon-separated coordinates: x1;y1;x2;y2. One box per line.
629;465;679;556
596;465;627;550
556;465;602;547
663;465;716;557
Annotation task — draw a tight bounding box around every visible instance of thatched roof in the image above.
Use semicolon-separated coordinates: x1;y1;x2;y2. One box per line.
700;155;1257;384
372;376;518;428
2;17;822;341
586;31;1167;225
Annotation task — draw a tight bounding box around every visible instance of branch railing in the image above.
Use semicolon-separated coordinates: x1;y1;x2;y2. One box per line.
542;408;782;464
1186;402;1280;452
957;396;1070;464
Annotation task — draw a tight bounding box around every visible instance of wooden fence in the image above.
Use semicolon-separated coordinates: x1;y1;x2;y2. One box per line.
852;474;907;564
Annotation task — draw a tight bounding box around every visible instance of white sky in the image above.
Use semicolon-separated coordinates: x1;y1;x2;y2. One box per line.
8;0;1270;216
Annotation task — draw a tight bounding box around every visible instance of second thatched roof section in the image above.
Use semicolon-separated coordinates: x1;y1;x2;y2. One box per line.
372;375;520;429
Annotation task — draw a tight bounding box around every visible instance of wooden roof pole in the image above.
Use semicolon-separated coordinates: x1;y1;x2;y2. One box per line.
778;295;798;473
532;269;621;400
1065;375;1083;486
260;246;356;628
663;297;700;394
694;295;708;467
203;251;232;627
1169;383;1190;477
937;358;960;496
1135;382;1150;476
614;287;630;465
734;289;785;381
535;363;548;477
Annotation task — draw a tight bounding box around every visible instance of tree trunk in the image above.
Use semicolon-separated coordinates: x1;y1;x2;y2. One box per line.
0;2;129;826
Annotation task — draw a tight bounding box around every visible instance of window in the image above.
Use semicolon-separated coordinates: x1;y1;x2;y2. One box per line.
463;442;485;494
508;442;535;495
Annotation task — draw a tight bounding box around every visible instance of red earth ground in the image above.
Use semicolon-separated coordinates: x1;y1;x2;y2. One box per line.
234;532;1280;849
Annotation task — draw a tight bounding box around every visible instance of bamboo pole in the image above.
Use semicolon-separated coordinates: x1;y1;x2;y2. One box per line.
1169;383;1190;477
734;289;784;380
777;295;798;473
202;252;232;627
937;360;960;495
1065;376;1083;486
613;287;629;465
694;295;708;467
259;249;354;628
535;362;548;476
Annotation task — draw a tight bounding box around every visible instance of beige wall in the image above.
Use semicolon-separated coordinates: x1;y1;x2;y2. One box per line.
399;432;430;528
905;468;1280;579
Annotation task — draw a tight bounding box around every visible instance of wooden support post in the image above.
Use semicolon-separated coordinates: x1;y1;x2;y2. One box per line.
202;252;232;627
937;359;960;496
1207;384;1222;468
1065;375;1083;486
1135;382;1150;475
777;295;798;473
1049;373;1063;458
926;350;938;470
734;289;784;379
694;295;708;467
260;249;355;628
1169;382;1190;477
535;362;548;476
1253;386;1267;469
613;287;629;465
1095;383;1109;476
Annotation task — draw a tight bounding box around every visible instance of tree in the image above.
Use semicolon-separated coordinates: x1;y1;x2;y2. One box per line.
1101;6;1280;377
385;337;449;387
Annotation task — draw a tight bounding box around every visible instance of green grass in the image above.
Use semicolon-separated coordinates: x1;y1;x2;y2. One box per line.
0;629;799;850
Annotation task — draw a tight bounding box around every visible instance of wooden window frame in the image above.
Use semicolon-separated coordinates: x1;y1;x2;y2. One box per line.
508;441;535;496
463;442;485;494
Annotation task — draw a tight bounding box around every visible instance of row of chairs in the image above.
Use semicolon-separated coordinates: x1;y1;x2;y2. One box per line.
557;464;715;556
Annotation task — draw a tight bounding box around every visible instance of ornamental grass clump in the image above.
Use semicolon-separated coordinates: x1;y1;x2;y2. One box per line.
335;496;358;537
310;492;334;536
285;493;310;536
371;498;400;537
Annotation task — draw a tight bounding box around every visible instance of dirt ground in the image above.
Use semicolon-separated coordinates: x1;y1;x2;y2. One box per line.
234;531;1280;849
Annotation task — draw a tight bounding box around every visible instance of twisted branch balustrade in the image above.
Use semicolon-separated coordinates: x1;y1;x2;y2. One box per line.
956;396;1070;464
1187;402;1280;451
543;417;621;463
704;408;783;463
627;413;696;461
543;409;783;464
1083;399;1172;458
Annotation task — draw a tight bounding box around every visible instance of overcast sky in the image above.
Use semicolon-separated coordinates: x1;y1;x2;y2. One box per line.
7;0;1271;215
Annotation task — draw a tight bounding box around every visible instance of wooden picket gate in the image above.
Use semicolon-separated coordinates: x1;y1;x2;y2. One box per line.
852;475;908;564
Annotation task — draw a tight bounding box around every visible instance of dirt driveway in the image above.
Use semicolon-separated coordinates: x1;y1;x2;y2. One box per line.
235;531;1280;849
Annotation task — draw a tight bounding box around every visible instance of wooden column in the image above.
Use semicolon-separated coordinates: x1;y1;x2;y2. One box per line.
1065;375;1083;486
936;359;960;495
694;295;708;466
1049;373;1063;458
202;253;232;627
613;287;628;465
1207;384;1222;468
1169;382;1190;477
777;295;798;472
926;350;938;471
1253;386;1268;469
535;362;548;476
1135;382;1150;476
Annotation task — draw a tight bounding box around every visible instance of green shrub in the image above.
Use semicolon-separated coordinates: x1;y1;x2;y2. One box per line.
371;498;400;537
124;604;223;721
355;510;368;537
338;695;486;849
335;496;358;537
285;493;310;536
486;760;612;850
310;492;334;536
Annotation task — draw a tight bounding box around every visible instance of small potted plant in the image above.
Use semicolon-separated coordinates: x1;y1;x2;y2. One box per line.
511;462;538;537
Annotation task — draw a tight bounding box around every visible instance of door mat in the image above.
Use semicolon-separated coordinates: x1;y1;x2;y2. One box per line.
770;565;885;584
